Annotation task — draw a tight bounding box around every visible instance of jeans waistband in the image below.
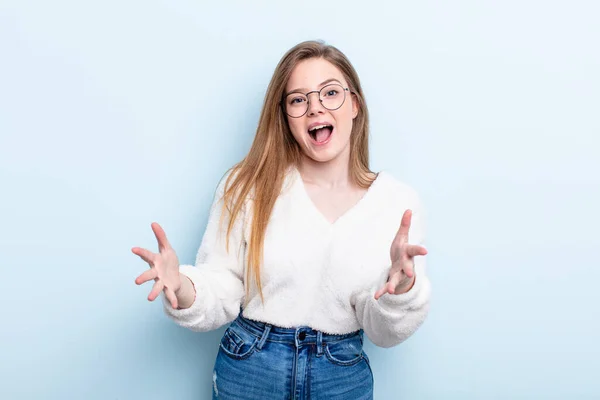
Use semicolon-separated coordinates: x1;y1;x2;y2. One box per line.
234;312;362;349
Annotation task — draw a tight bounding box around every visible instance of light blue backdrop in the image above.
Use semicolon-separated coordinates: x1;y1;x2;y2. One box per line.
1;1;598;399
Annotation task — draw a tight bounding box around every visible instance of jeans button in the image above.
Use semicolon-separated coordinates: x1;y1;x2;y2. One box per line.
298;332;306;340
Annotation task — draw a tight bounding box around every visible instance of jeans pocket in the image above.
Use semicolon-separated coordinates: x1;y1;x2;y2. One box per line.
219;322;258;360
324;335;364;366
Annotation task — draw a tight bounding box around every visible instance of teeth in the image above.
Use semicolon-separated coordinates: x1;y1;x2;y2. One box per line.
309;124;330;132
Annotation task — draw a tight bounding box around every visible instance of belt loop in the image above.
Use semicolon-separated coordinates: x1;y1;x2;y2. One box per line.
256;323;271;350
316;331;323;357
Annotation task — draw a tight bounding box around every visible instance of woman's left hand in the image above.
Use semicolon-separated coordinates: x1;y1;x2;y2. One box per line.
374;209;428;300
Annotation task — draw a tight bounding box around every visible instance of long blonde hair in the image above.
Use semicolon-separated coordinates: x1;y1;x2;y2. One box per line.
221;40;374;303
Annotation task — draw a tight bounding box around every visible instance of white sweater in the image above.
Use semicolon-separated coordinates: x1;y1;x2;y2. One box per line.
163;166;431;348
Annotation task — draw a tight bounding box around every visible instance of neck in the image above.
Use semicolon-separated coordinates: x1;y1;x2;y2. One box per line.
297;147;352;189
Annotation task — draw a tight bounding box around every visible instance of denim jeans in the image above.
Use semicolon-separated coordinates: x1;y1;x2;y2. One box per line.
212;313;374;399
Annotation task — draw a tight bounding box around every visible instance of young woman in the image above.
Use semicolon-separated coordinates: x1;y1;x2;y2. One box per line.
132;40;431;399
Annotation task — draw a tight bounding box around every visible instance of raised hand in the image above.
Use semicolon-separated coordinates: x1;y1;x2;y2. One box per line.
374;209;428;300
132;222;182;309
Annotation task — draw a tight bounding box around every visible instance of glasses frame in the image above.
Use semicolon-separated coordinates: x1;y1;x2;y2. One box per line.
281;84;352;118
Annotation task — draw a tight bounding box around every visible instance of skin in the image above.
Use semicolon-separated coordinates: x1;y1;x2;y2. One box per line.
132;57;428;309
285;58;428;297
284;58;368;225
132;223;187;309
284;58;358;173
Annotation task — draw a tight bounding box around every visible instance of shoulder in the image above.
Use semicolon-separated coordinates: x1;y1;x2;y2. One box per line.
373;171;423;212
214;168;236;197
375;171;421;201
212;166;252;209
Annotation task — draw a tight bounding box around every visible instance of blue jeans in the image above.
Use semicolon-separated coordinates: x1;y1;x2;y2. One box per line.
212;313;374;399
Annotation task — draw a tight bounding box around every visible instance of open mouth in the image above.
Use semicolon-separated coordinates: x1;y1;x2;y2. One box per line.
308;124;334;144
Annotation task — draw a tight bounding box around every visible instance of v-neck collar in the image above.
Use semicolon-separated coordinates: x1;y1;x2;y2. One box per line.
289;166;385;230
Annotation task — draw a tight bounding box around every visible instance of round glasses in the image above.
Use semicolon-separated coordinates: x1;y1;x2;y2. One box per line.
282;84;350;118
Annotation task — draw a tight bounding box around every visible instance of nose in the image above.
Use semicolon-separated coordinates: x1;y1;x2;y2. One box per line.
307;92;326;116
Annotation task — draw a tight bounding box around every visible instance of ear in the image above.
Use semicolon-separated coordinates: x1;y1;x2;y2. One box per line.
351;93;359;119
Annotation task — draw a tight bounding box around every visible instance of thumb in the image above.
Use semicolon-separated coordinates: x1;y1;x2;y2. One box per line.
164;287;179;309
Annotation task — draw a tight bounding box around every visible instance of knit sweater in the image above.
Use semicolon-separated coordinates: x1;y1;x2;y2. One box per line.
163;166;431;348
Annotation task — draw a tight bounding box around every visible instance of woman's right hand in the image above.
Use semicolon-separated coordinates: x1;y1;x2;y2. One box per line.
132;222;182;309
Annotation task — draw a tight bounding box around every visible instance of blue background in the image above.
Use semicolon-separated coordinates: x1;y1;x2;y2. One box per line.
1;1;599;399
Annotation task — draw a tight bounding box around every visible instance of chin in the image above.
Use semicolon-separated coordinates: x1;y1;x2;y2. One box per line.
302;144;347;164
306;153;336;163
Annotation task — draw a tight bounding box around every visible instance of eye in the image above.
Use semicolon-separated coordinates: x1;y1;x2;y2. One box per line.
326;89;338;96
289;96;306;105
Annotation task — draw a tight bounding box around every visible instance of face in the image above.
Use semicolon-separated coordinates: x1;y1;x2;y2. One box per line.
284;58;358;164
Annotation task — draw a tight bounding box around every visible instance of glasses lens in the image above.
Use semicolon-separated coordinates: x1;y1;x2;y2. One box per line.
320;84;345;110
284;93;308;118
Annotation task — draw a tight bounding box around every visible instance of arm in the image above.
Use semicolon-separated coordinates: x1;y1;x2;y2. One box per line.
173;273;196;310
353;201;432;348
162;172;248;332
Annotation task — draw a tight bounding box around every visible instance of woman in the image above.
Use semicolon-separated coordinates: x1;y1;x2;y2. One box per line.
132;40;431;399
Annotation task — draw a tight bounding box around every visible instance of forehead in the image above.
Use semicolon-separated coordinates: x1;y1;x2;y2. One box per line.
286;58;346;91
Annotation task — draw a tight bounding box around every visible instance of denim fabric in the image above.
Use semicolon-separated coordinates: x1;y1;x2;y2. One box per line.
212;313;374;399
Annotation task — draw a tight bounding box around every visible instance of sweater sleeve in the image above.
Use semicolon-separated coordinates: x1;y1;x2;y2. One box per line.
353;197;432;348
162;171;247;332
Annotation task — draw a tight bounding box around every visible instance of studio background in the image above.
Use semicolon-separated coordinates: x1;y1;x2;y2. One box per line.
1;1;598;399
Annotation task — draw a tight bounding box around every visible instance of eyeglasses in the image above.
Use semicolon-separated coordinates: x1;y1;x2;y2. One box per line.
282;83;350;118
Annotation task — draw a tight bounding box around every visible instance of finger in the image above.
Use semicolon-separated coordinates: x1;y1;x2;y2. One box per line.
131;247;156;265
405;244;428;258
387;268;415;294
393;254;416;279
392;209;412;246
151;222;172;252
387;270;404;291
402;263;415;279
148;280;164;301
374;271;402;299
135;268;158;285
374;284;390;300
164;287;179;309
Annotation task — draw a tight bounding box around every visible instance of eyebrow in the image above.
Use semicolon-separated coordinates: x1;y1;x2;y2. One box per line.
285;78;343;96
